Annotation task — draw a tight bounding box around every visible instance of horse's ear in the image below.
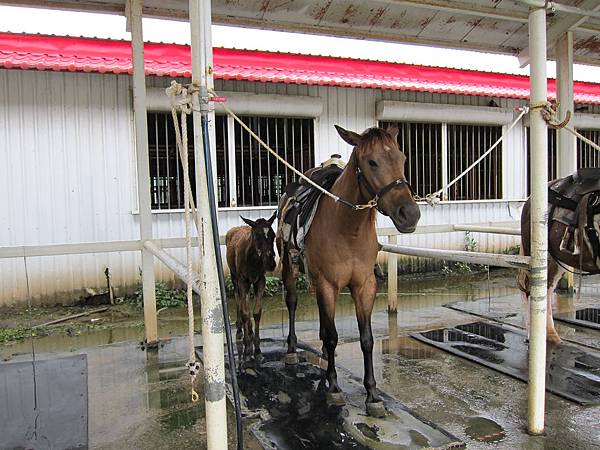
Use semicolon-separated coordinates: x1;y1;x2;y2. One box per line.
240;216;256;228
267;211;277;225
386;126;399;141
334;125;361;146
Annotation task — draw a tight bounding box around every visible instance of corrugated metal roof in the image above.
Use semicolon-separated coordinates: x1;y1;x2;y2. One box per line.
2;32;600;104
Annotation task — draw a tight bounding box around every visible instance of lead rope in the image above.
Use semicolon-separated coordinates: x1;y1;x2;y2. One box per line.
209;88;378;210
166;82;200;402
417;107;529;205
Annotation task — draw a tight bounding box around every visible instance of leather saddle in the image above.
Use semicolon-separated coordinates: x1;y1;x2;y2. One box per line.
548;168;600;266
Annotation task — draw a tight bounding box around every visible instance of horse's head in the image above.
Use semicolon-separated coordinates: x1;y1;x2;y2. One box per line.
240;212;277;271
335;125;420;233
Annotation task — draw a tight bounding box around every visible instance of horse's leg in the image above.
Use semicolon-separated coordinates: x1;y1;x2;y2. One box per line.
546;259;564;344
282;253;299;362
316;282;344;405
252;275;265;360
237;277;253;358
231;270;243;341
351;275;384;417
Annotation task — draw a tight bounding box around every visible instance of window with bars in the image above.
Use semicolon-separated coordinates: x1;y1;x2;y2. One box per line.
577;129;600;168
526;128;557;195
234;116;314;207
147;113;314;209
380;121;502;201
147;113;228;210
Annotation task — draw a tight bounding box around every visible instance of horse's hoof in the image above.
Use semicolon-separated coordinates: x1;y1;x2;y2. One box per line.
547;334;562;344
366;401;386;418
284;352;299;365
254;353;264;363
326;391;346;407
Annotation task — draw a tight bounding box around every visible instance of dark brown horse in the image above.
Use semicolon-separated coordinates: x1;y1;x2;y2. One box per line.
519;173;600;343
226;213;277;359
278;125;420;417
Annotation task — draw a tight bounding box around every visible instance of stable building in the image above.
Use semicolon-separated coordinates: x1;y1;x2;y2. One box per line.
2;31;600;304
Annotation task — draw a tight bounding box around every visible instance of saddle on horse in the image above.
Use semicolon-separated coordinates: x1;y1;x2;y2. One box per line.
548;168;600;267
278;155;345;254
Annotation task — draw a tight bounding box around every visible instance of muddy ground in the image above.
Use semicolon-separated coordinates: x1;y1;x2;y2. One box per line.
1;269;599;449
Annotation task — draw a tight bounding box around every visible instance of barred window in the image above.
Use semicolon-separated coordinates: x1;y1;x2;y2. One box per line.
447;124;502;201
526;128;557;195
148;113;313;209
234;116;314;207
379;122;442;199
577;129;600;168
147;113;229;210
380;121;502;201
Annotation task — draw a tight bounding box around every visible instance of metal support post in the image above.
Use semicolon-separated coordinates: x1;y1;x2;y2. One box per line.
527;6;549;435
387;235;398;313
189;0;228;448
130;0;157;345
556;31;577;292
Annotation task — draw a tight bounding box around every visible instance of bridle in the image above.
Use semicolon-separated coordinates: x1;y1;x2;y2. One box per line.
337;166;414;215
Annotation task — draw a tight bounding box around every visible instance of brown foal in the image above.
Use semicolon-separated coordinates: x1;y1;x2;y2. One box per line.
226;213;277;359
279;125;420;417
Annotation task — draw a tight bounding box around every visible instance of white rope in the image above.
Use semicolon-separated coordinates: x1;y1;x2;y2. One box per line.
565;126;600;153
166;81;199;403
418;107;528;205
209;88;377;210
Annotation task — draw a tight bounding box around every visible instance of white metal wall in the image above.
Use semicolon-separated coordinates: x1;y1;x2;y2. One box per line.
2;69;526;305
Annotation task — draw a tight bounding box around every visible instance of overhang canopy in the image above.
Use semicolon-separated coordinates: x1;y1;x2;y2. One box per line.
7;1;600;66
3;32;600;103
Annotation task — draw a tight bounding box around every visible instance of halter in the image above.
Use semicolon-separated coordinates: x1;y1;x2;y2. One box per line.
353;167;415;215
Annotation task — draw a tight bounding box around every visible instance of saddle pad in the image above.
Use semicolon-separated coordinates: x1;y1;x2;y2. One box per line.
282;165;343;251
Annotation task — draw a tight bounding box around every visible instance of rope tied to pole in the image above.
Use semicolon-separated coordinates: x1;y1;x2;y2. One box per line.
209;88;379;211
166;80;200;403
533;100;600;153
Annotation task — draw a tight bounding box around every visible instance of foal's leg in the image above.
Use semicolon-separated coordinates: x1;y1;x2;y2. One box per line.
237;278;253;358
231;271;243;341
252;275;266;359
282;256;299;361
351;275;384;417
317;282;344;405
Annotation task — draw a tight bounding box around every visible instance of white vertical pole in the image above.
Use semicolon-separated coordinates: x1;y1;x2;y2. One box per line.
130;0;157;345
556;31;576;178
189;0;228;448
527;5;548;435
556;31;577;290
387;234;398;313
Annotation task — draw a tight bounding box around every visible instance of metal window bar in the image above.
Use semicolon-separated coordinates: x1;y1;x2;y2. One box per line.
147;113;229;209
447;124;503;201
380;121;443;199
577;129;600;168
235;116;315;207
526;128;557;195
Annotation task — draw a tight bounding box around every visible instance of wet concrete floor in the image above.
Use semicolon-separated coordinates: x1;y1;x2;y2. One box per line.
1;269;600;449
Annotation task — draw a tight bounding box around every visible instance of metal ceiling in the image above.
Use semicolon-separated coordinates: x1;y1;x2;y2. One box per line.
8;0;600;65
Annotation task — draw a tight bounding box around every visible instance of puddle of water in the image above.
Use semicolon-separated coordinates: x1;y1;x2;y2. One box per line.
464;417;506;443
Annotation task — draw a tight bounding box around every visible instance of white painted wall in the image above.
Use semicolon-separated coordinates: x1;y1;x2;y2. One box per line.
1;69;533;305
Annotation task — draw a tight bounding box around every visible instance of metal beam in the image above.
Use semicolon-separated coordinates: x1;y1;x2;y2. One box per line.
130;0;158;346
527;5;549;435
518;0;600;67
380;243;530;269
188;0;228;447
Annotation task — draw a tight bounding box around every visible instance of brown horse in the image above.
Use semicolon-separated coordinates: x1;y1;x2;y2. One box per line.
519;175;600;343
226;213;277;359
278;125;420;417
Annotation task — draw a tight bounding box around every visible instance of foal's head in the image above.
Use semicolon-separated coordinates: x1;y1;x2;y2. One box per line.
335;125;420;233
240;212;277;271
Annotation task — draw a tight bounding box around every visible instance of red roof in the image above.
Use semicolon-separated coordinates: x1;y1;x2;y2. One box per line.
1;32;600;104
